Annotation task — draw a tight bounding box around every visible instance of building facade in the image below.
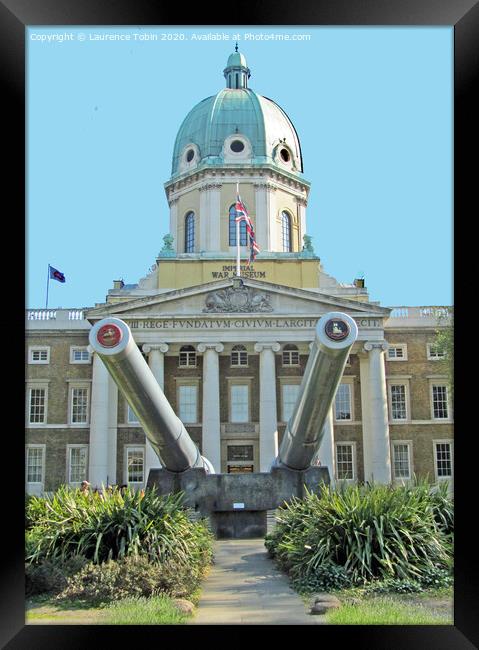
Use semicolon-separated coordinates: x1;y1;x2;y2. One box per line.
25;50;453;495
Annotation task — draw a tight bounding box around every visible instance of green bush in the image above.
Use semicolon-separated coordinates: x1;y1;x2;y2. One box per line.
26;486;214;599
58;555;200;604
26;486;213;567
265;481;453;589
25;556;88;596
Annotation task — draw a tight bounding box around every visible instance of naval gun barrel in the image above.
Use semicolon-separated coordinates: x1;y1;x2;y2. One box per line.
89;317;214;474
276;311;358;472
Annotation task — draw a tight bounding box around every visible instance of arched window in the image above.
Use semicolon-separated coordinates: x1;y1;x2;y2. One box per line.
231;345;248;367
229;204;247;246
184;212;195;252
281;211;292;252
282;344;299;366
179;345;196;367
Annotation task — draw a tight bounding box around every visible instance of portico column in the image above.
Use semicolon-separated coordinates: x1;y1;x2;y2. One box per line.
142;344;169;478
88;352;110;488
254;342;281;471
316;406;335;485
197;343;224;473
361;341;391;483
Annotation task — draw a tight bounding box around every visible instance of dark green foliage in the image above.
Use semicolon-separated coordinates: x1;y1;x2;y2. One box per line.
291;563;352;593
25;556;88;596
265;480;453;591
58;555;198;604
25;486;214;600
26;485;213;567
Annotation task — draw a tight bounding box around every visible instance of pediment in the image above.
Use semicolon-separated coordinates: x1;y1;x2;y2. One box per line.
86;278;390;322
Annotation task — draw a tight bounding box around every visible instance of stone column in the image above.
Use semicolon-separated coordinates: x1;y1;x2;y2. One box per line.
361;342;391;483
295;196;308;250
199;183;222;251
88;352;110;488
316;406;335;485
142;344;169;478
168;197;179;252
197;343;224;473
254;182;277;251
107;377;118;486
254;342;281;471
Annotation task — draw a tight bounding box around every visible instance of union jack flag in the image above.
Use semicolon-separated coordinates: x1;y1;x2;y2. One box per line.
234;194;260;265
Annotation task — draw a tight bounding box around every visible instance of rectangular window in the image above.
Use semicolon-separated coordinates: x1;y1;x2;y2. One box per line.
68;446;88;484
390;384;407;420
392;442;411;479
336;444;354;480
335;383;352;421
432;385;449;419
434;442;453;479
427;343;446;360
179;349;196;367
282;384;300;422
26;446;44;483
230;385;249;423
178;385;198;423
70;347;91;363
29;387;46;424
282;348;299;366
71;387;89;424
387;344;407;361
126;447;144;485
127;404;140;424
29;347;50;364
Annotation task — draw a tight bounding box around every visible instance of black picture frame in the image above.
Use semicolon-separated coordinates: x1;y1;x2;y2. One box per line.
5;0;477;647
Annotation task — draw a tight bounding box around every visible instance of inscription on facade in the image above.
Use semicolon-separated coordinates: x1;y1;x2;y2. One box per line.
129;317;381;330
211;265;267;280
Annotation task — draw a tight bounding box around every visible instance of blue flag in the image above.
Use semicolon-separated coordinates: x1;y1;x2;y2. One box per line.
49;265;66;283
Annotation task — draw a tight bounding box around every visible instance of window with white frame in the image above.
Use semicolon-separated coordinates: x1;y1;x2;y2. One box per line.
29;346;50;364
387;344;407;361
431;384;449;419
427;343;446;361
179;345;196;367
392;442;412;480
178;384;198;423
127;403;140;424
335;383;352;421
231;345;248;367
70;346;91;363
335;443;355;480
28;386;47;424
282;344;299;366
126;447;145;486
68;446;88;485
282;383;300;422
26;445;45;484
434;441;453;480
230;384;249;423
70;386;89;425
389;383;408;421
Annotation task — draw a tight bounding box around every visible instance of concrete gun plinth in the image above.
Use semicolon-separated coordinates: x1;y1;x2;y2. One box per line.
147;465;330;538
89;310;357;538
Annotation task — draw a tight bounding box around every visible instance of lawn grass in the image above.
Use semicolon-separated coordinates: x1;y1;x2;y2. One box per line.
324;590;453;625
26;594;190;625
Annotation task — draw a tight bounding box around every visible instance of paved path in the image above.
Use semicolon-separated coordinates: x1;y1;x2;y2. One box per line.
190;539;325;625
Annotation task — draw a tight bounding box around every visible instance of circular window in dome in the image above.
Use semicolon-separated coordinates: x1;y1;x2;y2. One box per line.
230;140;245;153
280;148;291;163
186;148;195;162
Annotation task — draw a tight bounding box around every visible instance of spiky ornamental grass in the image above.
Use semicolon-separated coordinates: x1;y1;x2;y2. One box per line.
265;479;453;587
25;486;213;578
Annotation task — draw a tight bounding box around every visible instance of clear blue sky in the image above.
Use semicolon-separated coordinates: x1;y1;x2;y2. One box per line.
27;26;452;309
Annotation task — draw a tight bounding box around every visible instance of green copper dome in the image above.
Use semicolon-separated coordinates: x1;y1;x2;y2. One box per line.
170;50;304;179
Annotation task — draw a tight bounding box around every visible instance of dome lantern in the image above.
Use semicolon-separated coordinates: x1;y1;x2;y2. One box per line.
223;44;251;89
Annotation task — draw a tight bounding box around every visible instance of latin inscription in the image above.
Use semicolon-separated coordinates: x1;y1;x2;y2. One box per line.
129;317;381;330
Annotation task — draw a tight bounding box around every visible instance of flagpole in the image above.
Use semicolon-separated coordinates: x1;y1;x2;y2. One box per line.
236;182;241;277
45;264;50;309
